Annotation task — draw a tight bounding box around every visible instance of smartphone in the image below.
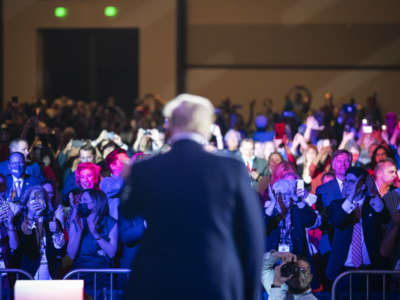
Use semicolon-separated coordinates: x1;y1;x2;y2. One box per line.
382;125;387;131
297;179;304;191
275;123;285;139
362;119;368;125
322;139;330;147
363;125;373;134
71;139;84;147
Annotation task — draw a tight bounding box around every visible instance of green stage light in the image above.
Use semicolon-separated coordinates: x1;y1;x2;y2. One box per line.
105;6;118;18
54;7;68;18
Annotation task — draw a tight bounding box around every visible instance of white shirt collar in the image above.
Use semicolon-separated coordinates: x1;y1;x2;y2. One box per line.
336;177;343;192
12;175;23;183
169;132;208;145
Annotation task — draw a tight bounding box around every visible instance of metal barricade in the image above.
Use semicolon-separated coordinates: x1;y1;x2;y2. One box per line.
0;268;34;300
331;270;400;300
62;268;131;300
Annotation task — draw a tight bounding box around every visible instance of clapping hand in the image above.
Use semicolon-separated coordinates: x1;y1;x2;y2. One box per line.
49;216;60;233
342;130;354;143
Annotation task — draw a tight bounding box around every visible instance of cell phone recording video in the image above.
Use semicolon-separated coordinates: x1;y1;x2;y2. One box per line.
363;126;373;134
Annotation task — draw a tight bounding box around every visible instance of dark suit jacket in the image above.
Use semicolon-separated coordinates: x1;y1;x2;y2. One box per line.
265;204;317;257
0;160;45;183
5;174;41;200
120;139;265;300
315;178;343;244
326;196;390;280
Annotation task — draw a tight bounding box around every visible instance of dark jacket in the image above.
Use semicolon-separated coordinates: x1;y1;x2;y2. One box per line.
326;196;390;280
120;139;265;300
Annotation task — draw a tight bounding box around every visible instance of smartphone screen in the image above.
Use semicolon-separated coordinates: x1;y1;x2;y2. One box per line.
275;123;285;139
363;126;373;134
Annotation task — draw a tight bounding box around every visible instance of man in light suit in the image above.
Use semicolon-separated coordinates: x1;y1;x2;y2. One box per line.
120;94;264;300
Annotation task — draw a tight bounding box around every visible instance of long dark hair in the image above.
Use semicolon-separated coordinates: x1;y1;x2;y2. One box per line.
371;144;394;169
20;185;50;218
81;189;109;230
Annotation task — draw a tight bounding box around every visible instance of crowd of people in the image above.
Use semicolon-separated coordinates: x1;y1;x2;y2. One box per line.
0;90;399;299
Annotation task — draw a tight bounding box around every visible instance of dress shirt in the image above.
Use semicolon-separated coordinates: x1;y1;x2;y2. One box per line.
341;197;372;267
11;175;24;197
336;178;343;193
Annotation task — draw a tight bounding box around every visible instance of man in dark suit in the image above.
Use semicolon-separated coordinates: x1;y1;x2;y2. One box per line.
314;150;352;288
326;167;389;281
5;152;41;214
0;139;45;182
239;138;268;189
120;94;264;300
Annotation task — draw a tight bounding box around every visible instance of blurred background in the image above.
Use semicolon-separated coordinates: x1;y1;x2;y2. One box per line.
2;0;400;115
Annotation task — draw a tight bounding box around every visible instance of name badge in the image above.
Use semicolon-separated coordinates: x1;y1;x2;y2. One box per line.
278;243;290;253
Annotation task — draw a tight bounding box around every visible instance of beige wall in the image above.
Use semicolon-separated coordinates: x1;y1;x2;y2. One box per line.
3;0;177;105
186;0;400;115
4;0;400;116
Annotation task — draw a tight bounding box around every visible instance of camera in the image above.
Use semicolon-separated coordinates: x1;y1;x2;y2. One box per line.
281;261;300;278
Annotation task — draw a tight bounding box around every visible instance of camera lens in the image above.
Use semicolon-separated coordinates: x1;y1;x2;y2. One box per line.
281;262;299;278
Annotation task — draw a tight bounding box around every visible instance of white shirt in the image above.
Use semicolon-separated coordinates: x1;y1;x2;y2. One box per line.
341;197;373;267
11;175;24;197
341;193;384;267
336;178;343;193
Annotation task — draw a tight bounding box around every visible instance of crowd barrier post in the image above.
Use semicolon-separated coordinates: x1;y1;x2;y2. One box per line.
0;268;34;300
331;270;400;300
62;268;131;300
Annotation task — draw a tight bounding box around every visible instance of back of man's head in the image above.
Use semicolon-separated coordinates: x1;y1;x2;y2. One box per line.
163;94;214;139
9;138;29;159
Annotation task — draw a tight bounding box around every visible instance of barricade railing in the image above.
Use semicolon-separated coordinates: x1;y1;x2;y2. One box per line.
0;268;34;300
331;270;400;300
62;268;131;300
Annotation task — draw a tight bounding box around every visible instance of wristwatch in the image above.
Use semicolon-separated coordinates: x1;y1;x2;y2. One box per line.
271;284;281;288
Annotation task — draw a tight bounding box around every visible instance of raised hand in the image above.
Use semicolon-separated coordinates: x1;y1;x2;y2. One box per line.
277;193;289;217
49;216;60;233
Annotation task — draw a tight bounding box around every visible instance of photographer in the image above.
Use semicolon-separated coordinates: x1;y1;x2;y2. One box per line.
261;250;316;299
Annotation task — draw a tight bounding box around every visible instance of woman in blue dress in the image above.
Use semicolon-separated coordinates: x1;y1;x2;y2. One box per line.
67;189;118;298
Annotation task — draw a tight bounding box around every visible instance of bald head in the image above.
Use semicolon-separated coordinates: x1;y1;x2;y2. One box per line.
163;94;214;139
375;158;397;186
